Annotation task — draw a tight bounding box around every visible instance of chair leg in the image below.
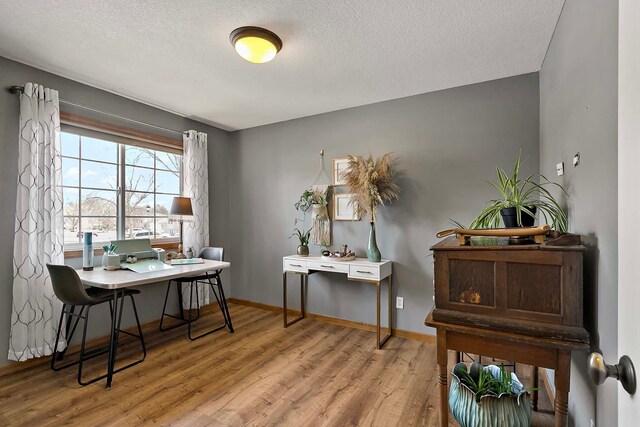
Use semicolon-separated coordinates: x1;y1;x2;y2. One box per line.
177;280;185;320
186;277;228;341
77;306;91;385
214;273;234;332
51;305;66;370
188;280;195;340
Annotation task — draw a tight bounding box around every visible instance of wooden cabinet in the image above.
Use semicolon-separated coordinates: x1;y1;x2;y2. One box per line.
431;237;589;343
427;236;591;427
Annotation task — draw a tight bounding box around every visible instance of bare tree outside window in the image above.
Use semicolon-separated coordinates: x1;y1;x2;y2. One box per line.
61;132;181;245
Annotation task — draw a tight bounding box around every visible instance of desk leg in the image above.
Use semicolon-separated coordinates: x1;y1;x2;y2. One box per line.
105;289;121;389
283;272;305;328
437;329;449;427
376;275;392;350
554;350;571;427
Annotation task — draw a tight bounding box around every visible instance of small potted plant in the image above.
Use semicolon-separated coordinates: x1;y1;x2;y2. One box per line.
469;153;568;232
290;227;311;256
449;362;532;427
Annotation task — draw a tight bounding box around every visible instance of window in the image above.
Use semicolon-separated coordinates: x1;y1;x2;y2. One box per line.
61;131;181;248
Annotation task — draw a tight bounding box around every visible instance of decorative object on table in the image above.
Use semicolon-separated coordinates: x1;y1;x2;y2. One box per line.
436;224;551;246
290;227;311;257
165;251;179;262
321;245;356;261
342;153;400;262
332;157;350;185
449;362;532;427
82;231;94;271
186;247;194;259
102;244;120;271
169;196;194;255
466;152;568;232
333;193;361;221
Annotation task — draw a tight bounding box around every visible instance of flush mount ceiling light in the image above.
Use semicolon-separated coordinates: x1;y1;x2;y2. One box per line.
230;26;282;64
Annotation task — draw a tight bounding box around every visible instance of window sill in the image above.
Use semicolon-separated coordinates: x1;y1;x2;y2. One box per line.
64;241;180;259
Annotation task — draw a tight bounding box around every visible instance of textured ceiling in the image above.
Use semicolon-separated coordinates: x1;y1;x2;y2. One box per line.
0;1;563;130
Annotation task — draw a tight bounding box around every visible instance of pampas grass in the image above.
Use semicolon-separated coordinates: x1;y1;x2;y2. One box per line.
343;154;400;223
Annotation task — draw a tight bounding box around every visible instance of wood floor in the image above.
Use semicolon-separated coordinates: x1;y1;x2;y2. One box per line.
0;303;552;426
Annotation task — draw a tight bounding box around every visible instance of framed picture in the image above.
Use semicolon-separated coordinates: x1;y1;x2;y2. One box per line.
333;194;360;221
332;157;350;186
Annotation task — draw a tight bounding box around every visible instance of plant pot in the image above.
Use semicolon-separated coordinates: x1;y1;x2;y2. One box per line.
103;253;121;271
449;363;532;427
500;207;537;228
297;245;309;257
367;222;381;262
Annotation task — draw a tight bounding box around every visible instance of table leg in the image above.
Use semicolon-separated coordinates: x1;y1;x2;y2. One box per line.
376;276;393;350
283;272;305;328
437;329;449;427
531;365;539;411
554;350;571;427
105;289;121;389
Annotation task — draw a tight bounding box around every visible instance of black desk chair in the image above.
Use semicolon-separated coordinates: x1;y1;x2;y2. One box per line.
47;264;146;386
159;247;234;340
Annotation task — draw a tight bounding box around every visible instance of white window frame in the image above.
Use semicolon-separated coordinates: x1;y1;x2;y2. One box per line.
61;131;181;252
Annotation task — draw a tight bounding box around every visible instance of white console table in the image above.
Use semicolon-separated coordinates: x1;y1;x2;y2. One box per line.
282;255;393;349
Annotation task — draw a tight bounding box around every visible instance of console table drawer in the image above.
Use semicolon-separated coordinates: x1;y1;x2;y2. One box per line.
308;261;349;274
283;259;308;273
349;265;380;280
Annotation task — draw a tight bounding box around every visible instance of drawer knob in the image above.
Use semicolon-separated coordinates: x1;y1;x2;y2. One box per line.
290;264;302;267
356;270;372;274
588;352;636;395
320;265;334;268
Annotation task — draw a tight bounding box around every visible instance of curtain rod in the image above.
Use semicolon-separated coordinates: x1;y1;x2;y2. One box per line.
5;85;188;136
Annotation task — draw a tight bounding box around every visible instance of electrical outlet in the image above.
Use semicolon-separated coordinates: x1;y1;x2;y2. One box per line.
396;296;404;309
573;152;581;167
556;162;564;176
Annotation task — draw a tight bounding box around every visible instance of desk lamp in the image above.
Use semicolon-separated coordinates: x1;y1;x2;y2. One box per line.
169;197;194;255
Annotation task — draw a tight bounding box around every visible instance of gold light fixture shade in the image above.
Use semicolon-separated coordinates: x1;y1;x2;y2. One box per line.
230;26;282;64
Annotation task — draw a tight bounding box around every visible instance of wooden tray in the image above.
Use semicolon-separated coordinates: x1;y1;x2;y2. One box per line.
321;255;356;262
436;224;551;245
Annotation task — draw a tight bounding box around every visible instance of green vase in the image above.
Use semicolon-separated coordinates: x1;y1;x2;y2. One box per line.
367;222;381;262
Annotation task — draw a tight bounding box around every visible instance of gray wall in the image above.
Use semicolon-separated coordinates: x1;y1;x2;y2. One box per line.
228;73;540;334
539;0;619;426
0;56;231;365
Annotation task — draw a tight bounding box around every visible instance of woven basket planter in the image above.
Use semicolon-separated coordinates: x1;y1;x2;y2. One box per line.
449;363;532;427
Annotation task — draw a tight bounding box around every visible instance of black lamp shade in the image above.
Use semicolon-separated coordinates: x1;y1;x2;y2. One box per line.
169;197;193;219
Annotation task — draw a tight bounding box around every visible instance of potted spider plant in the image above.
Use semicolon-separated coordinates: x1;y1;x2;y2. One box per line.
449;362;532;427
290;227;311;256
469;153;568;232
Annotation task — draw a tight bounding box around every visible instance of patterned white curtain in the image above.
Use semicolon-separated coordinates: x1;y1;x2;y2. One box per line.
8;83;65;361
181;130;210;309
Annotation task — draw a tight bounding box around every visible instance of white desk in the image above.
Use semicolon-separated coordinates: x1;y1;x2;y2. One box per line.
77;260;230;289
282;255;393;349
75;259;230;388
